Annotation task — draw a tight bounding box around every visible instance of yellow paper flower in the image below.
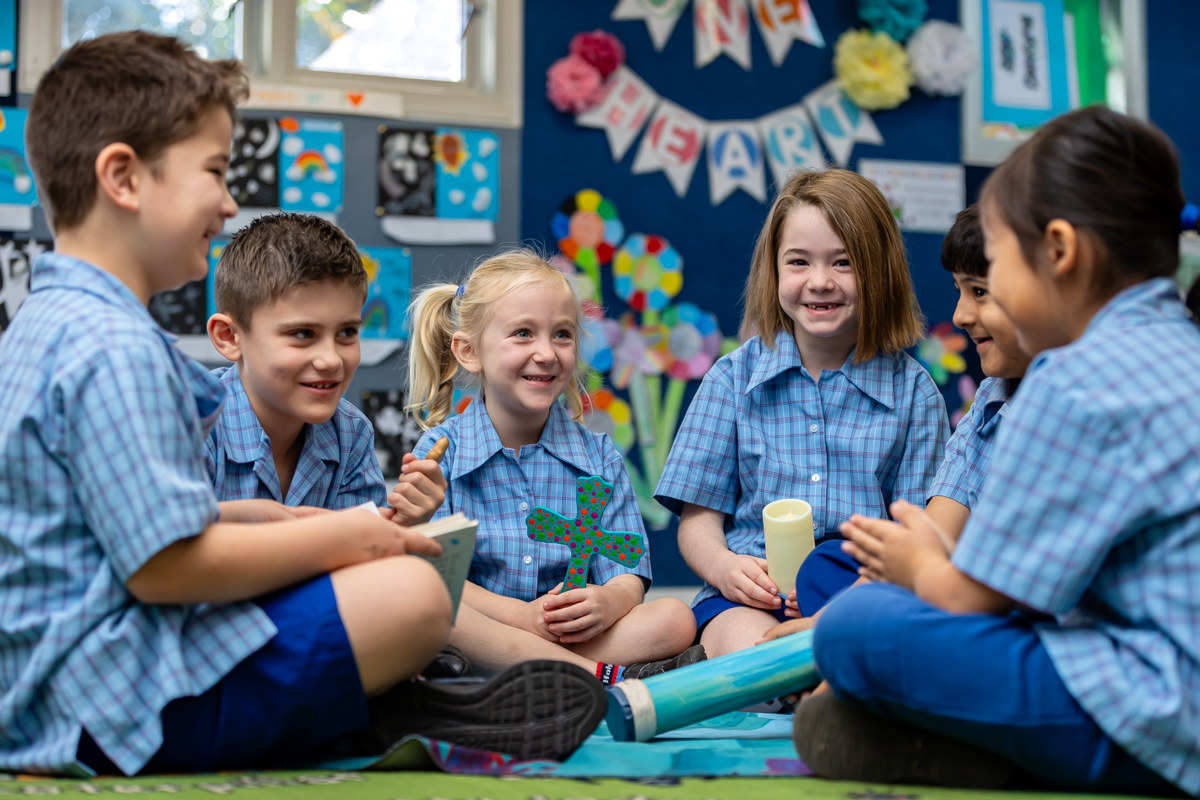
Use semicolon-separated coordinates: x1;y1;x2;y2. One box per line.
834;28;913;110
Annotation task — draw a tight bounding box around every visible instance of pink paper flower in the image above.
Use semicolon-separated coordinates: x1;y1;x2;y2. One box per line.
545;54;605;114
569;30;626;80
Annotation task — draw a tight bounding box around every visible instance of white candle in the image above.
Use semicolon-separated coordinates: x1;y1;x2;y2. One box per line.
762;499;815;595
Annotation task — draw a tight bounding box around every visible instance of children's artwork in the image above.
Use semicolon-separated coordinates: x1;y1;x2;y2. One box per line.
376;128;436;217
0;238;48;333
611;0;690;51
982;0;1070;128
526;476;645;590
694;0;753;70
359;246;412;340
0;0;14;96
278;117;344;214
803;79;883;166
706;121;767;204
751;0;825;65
613;234;683;312
227;118;280;208
377;127;501;246
631;100;707;198
552;188;625;303
0;109;38;231
757;103;824;185
148;280;208;336
434;129;500;220
576;66;659;162
916;321;969;384
359;387;426;478
858;159;965;233
583;388;635;453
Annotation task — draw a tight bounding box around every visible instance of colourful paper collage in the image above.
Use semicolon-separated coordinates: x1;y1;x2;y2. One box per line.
359;246;413;340
0;109;37;208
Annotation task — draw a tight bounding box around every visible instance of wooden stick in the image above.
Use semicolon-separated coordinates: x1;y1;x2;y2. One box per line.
425;436;450;464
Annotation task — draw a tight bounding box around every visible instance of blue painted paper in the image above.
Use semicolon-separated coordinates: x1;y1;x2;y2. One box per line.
0;109;36;207
981;0;1070;128
359;246;412;340
434;129;500;220
279;118;345;214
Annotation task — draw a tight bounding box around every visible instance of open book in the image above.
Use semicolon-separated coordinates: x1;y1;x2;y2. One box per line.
350;503;477;621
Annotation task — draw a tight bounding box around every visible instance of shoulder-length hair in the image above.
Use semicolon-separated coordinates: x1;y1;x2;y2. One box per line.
741;169;924;362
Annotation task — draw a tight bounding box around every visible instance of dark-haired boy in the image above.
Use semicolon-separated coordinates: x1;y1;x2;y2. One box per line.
0;32;604;777
205;213;444;524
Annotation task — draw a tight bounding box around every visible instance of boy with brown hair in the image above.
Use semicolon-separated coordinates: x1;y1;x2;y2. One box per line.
205;212;444;523
0;32;604;777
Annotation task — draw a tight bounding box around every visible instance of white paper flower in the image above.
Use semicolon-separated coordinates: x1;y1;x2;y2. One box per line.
906;19;978;96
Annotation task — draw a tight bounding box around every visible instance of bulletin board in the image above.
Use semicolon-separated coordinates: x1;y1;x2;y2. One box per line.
521;0;975;584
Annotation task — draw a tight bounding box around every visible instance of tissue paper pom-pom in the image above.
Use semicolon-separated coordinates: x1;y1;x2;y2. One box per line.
906;19;978;96
546;55;605;114
570;29;626;80
858;0;928;43
834;29;913;110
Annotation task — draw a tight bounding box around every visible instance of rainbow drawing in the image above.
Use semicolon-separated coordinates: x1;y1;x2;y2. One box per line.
286;149;335;183
0;148;32;195
361;297;388;334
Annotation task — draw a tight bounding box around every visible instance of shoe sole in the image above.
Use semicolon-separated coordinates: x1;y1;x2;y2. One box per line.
384;660;606;761
793;693;1012;788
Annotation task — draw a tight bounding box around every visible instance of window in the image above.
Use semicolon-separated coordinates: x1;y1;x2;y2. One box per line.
21;0;522;127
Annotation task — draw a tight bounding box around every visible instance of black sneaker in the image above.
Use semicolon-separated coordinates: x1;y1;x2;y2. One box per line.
793;693;1013;788
357;660;606;761
420;645;472;679
623;644;707;680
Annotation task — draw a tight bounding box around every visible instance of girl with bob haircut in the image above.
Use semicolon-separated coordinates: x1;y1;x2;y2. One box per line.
801;107;1200;796
404;249;702;685
655;169;950;657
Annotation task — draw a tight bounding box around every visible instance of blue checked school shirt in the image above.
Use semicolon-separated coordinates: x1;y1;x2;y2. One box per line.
205;366;386;509
954;278;1200;794
417;398;651;601
926;376;1009;510
0;255;275;776
655;331;949;607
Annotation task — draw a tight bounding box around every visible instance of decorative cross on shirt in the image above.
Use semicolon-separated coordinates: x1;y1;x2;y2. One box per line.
525;475;645;590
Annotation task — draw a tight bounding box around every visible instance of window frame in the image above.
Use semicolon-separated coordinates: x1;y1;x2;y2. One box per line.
19;0;524;128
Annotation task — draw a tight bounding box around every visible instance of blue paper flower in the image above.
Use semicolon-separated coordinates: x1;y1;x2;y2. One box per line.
858;0;929;43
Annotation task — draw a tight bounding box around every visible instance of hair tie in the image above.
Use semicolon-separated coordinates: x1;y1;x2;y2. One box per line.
455;284;466;299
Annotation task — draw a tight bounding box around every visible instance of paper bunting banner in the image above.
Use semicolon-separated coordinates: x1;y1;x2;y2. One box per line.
694;0;753;70
758;103;824;185
611;0;690;51
707;121;767;204
631;99;707;197
576;66;659;162
803;79;883;166
752;0;825;65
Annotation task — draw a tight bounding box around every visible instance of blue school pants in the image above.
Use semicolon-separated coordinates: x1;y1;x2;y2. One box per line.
77;575;369;775
813;583;1181;796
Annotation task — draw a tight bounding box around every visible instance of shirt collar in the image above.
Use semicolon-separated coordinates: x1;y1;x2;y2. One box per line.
747;330;896;409
452;397;595;478
218;366;342;466
975;377;1010;428
30;252;163;336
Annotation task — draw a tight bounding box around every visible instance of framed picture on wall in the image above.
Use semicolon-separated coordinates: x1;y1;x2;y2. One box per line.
960;0;1147;165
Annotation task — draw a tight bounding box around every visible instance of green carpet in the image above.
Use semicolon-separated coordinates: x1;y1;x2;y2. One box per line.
0;771;1161;799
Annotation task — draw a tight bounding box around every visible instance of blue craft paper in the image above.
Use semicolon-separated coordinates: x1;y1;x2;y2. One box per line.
279;119;345;214
981;0;1070;128
0;0;15;76
359;246;412;340
434;129;500;220
0;109;37;207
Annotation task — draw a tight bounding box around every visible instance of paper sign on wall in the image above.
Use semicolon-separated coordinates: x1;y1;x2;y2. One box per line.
577;66;659;162
858;159;966;233
803;79;882;166
631;100;708;197
707;121;766;204
694;0;753;70
611;0;690;51
757;103;824;185
752;0;824;66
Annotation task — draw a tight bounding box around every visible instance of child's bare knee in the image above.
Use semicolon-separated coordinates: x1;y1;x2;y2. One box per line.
393;556;453;636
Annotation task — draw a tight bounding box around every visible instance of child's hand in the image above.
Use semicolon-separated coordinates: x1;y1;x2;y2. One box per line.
756;615;816;645
348;513;443;562
718;554;781;610
840;500;949;591
541;582;635;644
388;453;448;525
783;589;801;618
519;589;563;643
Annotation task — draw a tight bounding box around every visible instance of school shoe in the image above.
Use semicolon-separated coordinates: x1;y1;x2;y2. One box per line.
419;645;472;679
793;693;1013;789
357;660;607;761
623;644;708;680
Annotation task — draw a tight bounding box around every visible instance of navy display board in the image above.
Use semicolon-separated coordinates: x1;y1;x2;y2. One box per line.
522;0;966;585
1148;3;1200;205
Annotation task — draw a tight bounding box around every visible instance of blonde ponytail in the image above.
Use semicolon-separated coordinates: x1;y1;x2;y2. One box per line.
405;248;589;430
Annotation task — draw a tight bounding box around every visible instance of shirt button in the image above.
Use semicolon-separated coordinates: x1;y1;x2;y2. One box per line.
523;555;533;564
811;473;821;482
519;501;529;512
809;424;818;432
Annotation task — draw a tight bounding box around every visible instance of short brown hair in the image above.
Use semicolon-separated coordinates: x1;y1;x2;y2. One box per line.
941;204;987;278
981;107;1183;294
215;213;368;328
741;169;924;362
26;31;247;230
